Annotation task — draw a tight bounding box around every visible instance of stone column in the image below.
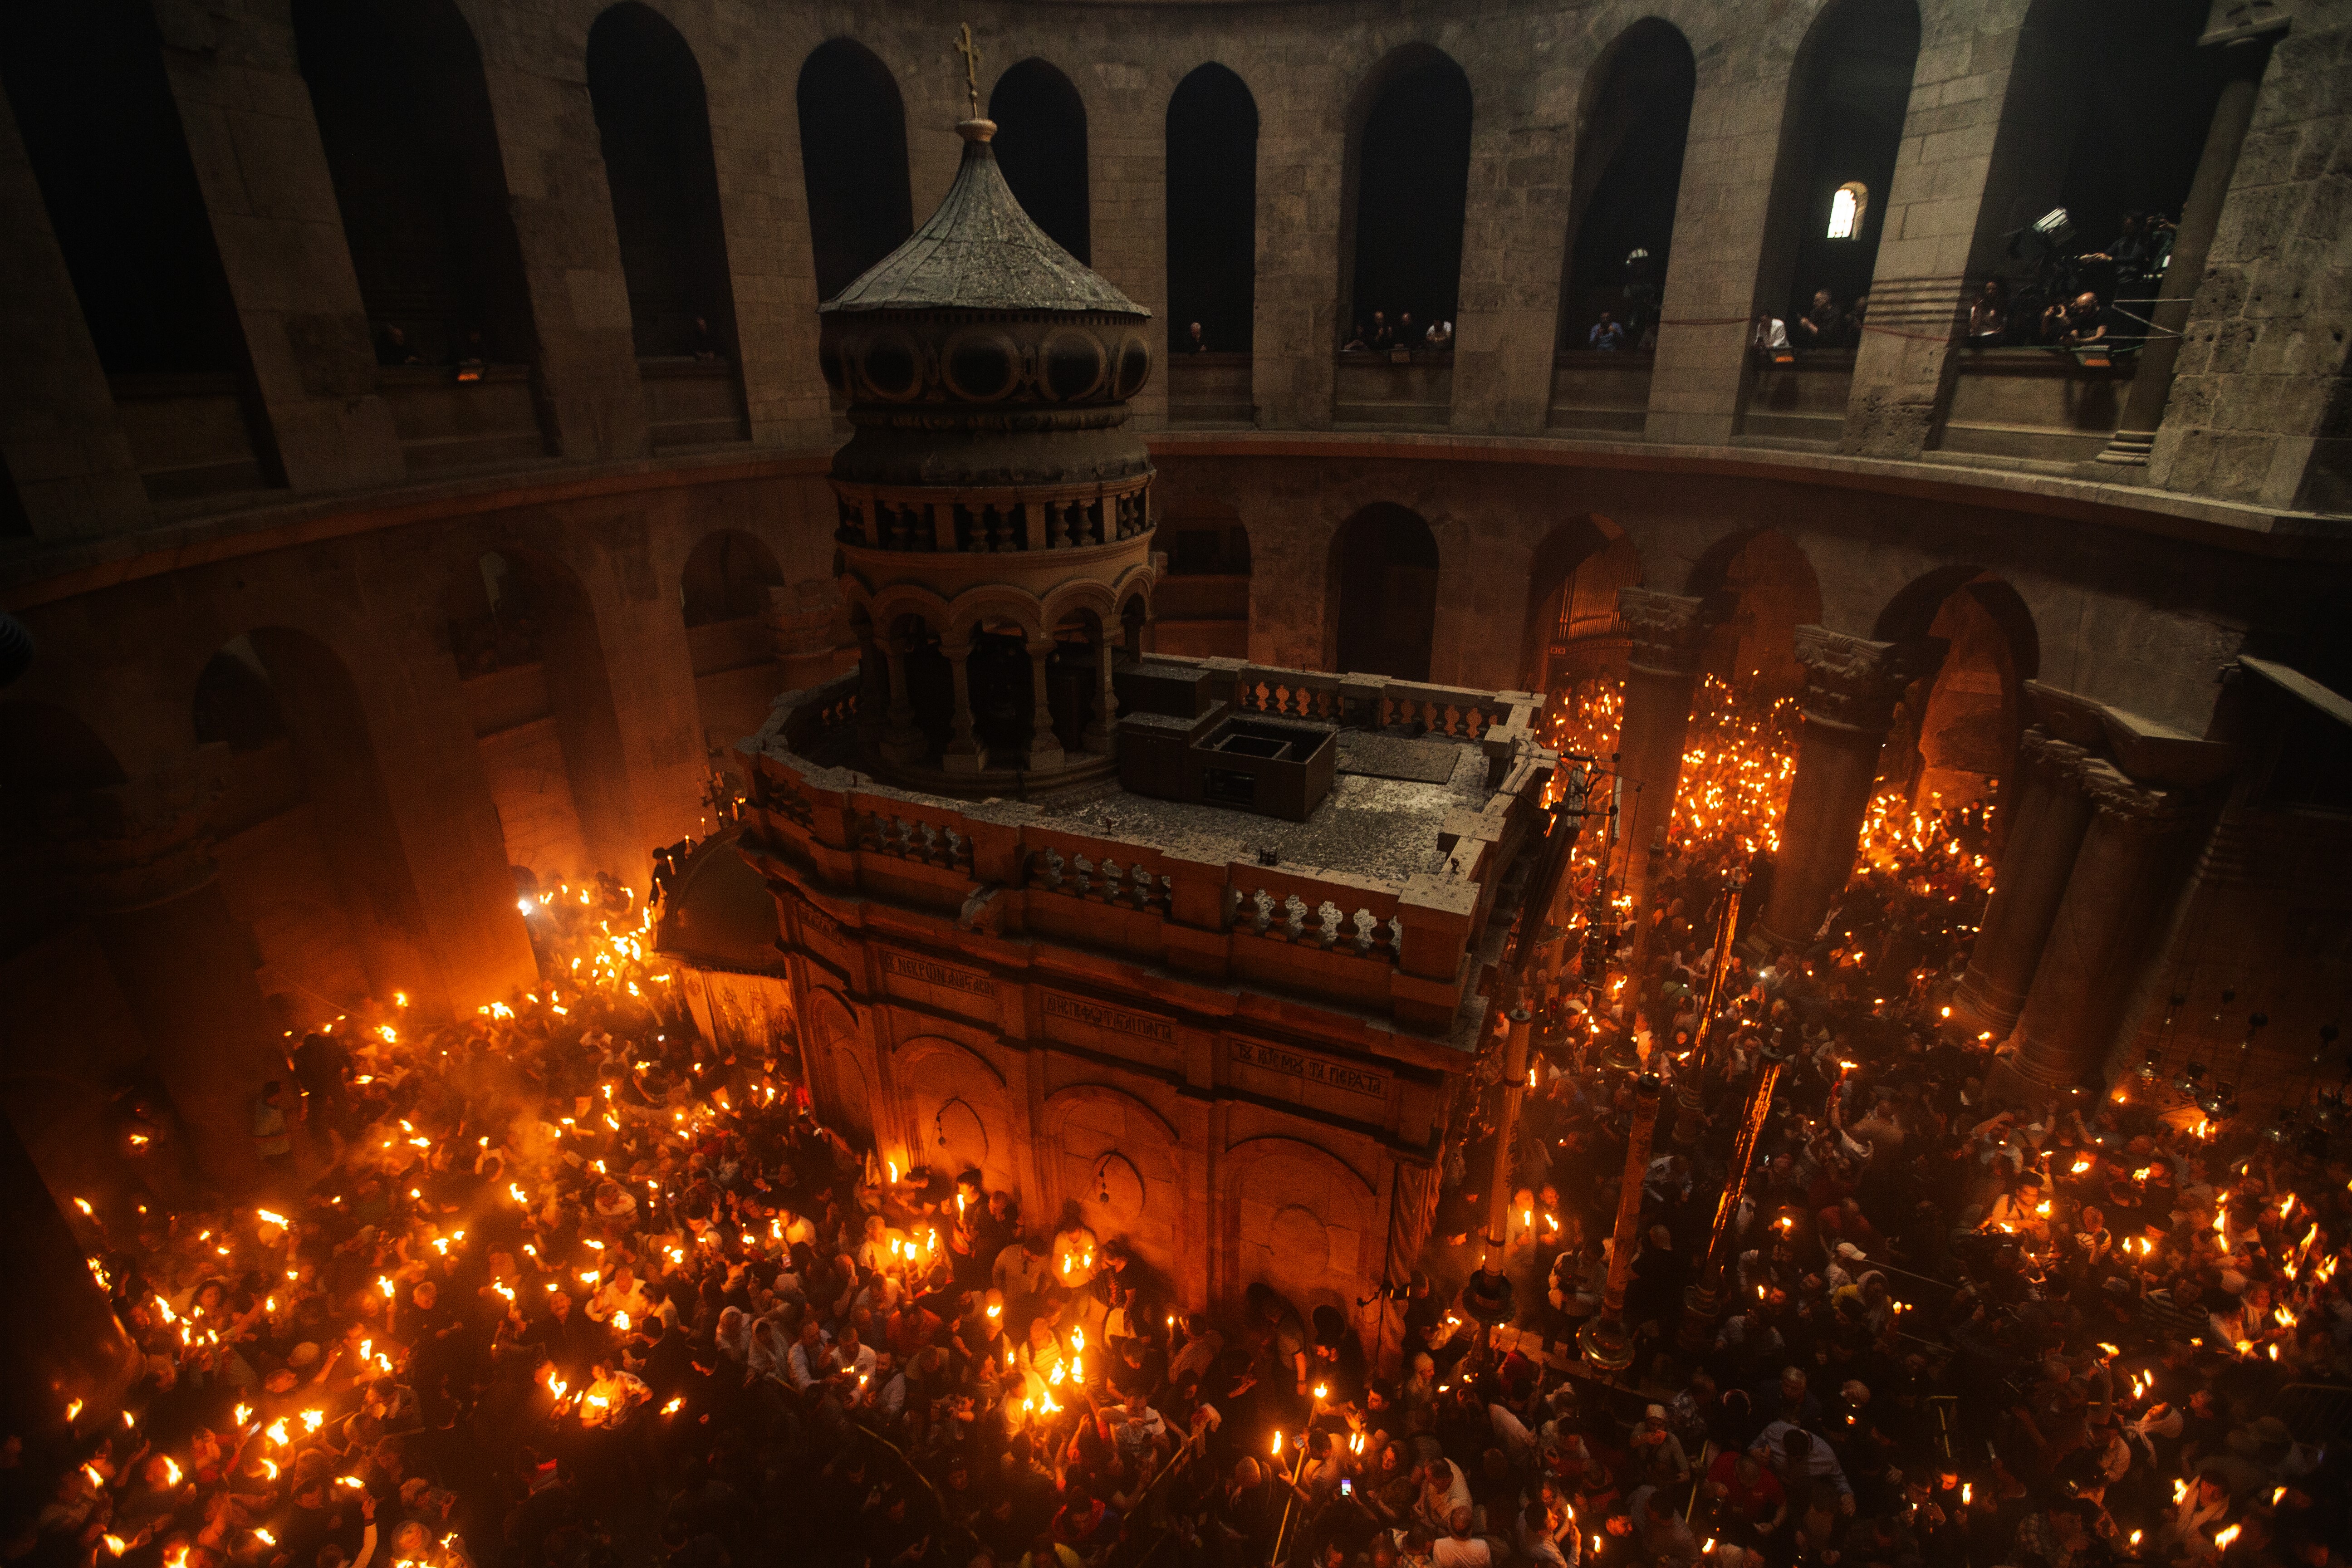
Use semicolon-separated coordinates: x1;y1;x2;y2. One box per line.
854;623;889;750
2004;763;2199;1093
2093;13;2286;470
1025;638;1065;771
1951;730;2096;1038
1613;588;1716;912
477;51;649;460
45;752;282;1196
1084;633;1117;755
0;1110;144;1437
941;638;985;773
1752;628;1946;956
878;634;927;766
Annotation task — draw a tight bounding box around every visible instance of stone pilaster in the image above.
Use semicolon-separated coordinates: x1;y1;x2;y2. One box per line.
0;76;151;539
36;749;281;1196
1612;588;1717;911
1752;627;1945;955
152;0;406;490
2004;761;2201;1093
1951;729;2095;1037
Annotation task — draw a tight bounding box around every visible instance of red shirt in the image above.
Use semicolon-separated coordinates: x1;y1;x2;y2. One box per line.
1708;1450;1786;1522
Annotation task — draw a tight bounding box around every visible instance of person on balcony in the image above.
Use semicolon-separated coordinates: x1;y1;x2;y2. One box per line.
1794;289;1842;352
1589;311;1627;352
1182;320;1208;353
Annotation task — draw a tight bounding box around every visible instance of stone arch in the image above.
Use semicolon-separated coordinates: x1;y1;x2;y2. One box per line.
796;37;913;302
990;59;1090;264
1519;512;1643;699
1166;63;1258;353
859;583;957;640
188;636;374;1010
803;986;875;1144
1222;1135;1378;1323
1043;1083;1183;1285
1874;569;2039;817
1326;503;1440;682
1038;581;1118;637
204;627;442;1005
1749;0;1922;334
943;589;1044;647
893;1034;1021;1202
443;543;640;880
1558;18;1695;349
1341;45;1473;344
1684;527;1824;699
292;0;539;367
587;3;739;360
0;0;249;388
679;529;784;628
0;701;129;798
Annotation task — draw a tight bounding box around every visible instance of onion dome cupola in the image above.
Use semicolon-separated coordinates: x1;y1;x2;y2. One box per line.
817;113;1158;791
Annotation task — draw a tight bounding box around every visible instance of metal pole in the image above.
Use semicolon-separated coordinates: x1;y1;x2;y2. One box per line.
1579;1072;1662;1374
1484;1006;1535;1253
1679;1044;1785;1354
1675;877;1746;1143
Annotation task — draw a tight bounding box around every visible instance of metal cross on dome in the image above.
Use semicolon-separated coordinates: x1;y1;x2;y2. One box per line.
955;23;982;120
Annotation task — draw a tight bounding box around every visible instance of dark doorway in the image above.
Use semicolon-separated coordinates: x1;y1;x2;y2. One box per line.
1756;0;1921;334
1329;504;1441;683
588;4;736;359
0;0;245;375
294;0;538;366
796;39;913;303
1166;64;1258;354
990;59;1090;264
1559;22;1695;348
1347;51;1473;343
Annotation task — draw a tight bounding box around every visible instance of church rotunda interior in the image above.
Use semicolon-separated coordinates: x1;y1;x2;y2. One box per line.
1;1;2349;1563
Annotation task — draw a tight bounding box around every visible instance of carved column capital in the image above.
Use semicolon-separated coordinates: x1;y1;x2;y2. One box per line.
1793;627;1948;733
34;748;230;913
2078;759;2197;836
2017;726;2092;785
1617;588;1716;675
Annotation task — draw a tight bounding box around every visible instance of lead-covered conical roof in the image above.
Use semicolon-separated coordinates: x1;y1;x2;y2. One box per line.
819;120;1147;318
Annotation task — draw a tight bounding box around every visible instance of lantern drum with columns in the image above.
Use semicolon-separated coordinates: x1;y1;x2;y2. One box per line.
818;114;1156;791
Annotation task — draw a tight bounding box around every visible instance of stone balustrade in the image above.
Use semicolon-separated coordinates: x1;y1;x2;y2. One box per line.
832;477;1153;553
740;666;1548;1034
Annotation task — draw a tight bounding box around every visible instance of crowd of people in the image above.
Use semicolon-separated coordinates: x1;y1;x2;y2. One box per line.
10;676;2350;1568
1343;312;1454;355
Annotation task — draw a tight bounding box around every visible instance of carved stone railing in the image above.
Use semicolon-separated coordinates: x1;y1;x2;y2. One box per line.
832;476;1152;553
740;667;1553;1032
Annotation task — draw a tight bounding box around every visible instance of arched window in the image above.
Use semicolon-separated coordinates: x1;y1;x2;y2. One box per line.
1560;21;1695;348
1827;181;1868;240
588;4;736;359
0;0;244;375
1166;64;1258;353
294;0;536;366
1754;0;1920;334
796;39;913;302
990;59;1090;264
1328;504;1440;682
1346;51;1472;345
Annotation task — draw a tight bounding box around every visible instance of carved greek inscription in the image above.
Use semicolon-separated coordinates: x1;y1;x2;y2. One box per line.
1228;1037;1389;1100
1042;990;1175;1045
880;951;994;998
